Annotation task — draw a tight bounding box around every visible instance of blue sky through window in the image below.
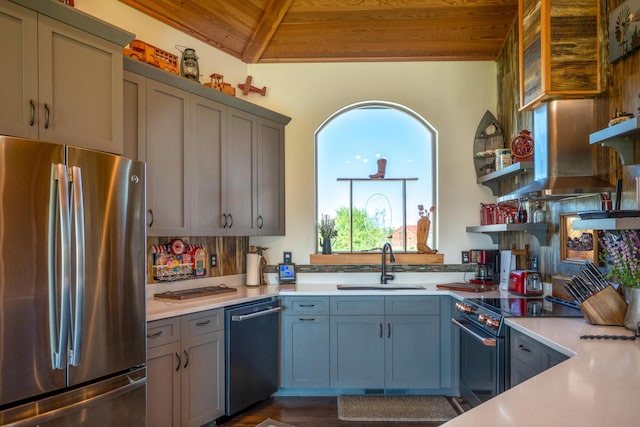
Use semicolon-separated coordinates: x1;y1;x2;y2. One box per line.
316;103;435;251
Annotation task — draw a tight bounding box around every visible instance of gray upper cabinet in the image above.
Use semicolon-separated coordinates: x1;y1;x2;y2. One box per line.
257;118;286;235
190;95;225;236
144;79;191;236
0;0;132;154
224;108;257;235
123;58;290;237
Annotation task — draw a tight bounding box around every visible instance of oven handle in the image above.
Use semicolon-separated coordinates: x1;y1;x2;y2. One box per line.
451;318;497;347
231;306;282;321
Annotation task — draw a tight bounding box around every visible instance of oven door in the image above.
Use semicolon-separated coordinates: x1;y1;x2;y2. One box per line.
451;318;506;408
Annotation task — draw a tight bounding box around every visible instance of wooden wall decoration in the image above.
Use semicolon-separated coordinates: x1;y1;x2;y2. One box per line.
559;213;599;264
608;0;640;62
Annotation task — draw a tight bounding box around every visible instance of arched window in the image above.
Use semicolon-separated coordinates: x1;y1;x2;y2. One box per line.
316;101;437;253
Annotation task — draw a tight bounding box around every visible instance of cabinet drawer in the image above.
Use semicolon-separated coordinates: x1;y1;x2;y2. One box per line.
147;317;181;348
282;297;330;315
510;357;538;387
330;296;384;315
510;329;541;369
385;296;440;315
182;309;224;337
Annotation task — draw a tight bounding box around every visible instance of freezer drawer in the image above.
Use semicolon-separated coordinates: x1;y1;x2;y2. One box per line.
0;368;146;426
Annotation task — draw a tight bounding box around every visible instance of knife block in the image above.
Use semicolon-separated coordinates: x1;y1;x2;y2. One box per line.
580;286;628;326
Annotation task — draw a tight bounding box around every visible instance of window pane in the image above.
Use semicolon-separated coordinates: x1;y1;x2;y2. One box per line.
316;103;435;253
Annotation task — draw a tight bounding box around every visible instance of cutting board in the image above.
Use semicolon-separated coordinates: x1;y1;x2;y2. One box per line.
154;286;237;300
437;282;498;292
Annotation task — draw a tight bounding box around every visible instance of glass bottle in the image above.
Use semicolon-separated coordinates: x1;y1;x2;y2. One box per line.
532;202;546;223
517;200;528;224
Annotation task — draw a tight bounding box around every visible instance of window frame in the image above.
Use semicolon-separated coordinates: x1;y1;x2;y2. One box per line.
314;100;438;255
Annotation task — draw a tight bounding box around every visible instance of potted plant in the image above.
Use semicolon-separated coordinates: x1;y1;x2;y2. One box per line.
600;230;640;330
318;214;337;254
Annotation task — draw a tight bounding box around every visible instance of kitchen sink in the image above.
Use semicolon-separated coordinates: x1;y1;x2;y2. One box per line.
336;284;425;290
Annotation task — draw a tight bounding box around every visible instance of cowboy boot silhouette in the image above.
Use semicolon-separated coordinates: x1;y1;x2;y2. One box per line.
369;158;387;179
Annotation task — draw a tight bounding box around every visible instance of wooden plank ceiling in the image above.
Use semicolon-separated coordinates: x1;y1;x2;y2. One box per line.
118;0;518;63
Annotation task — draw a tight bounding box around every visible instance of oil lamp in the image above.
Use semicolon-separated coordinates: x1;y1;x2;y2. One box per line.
180;48;199;80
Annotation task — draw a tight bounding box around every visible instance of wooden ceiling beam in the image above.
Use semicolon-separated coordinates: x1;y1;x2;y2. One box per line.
242;0;294;63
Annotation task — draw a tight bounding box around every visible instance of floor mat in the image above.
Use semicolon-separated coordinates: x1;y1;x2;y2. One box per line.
337;395;459;422
255;418;296;427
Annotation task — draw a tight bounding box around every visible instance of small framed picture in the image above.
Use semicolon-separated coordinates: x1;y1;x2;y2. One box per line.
560;213;599;264
277;263;296;284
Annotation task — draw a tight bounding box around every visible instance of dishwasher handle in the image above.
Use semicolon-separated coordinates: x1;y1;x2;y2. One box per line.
231;306;282;321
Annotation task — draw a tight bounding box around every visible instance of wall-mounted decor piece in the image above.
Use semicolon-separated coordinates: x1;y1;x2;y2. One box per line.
609;0;640;62
560;213;599;264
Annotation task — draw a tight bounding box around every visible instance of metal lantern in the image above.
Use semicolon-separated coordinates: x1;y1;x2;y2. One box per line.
180;48;199;80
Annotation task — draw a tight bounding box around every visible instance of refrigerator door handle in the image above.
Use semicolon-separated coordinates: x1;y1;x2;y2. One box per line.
69;166;85;366
48;163;71;370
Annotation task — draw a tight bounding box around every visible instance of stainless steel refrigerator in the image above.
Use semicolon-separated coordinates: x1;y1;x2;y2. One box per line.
0;135;147;426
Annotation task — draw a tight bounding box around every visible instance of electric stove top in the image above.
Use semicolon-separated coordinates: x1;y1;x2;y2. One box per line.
470;296;583;318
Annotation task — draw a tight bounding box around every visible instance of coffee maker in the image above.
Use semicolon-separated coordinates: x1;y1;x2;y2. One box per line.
469;249;500;285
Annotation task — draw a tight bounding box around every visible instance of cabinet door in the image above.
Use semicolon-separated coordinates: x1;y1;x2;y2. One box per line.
256;118;285;236
281;315;330;388
123;71;146;161
224;108;256;235
37;15;123;153
181;330;225;427
147;341;182;427
385;315;440;388
190;95;225;236
145;79;190;236
0;1;38;140
330;315;385;388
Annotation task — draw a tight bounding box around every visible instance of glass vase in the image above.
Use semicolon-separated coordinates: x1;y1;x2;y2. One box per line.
624;287;640;331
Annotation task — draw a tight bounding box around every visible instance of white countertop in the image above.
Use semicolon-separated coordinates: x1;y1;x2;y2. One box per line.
147;279;639;426
146;279;491;321
442;317;639;427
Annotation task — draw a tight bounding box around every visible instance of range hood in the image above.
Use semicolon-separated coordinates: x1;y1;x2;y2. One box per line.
502;99;613;201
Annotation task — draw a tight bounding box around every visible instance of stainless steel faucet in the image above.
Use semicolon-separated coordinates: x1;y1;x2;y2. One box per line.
381;242;396;284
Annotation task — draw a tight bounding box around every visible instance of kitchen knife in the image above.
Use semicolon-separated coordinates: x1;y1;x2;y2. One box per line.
586;262;609;289
615;178;622;210
581;268;605;291
564;283;583;303
571;276;592;299
578;271;601;293
569;279;589;301
577;275;597;297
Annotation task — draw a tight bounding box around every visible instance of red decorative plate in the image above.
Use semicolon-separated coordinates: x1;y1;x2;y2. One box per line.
511;130;534;162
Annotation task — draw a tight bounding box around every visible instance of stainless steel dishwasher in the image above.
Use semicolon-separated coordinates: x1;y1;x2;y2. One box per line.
225;297;281;416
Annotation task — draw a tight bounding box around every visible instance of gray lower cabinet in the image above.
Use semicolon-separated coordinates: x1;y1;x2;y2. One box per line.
509;328;569;388
147;309;225;427
330;296;441;389
280;295;450;392
280;297;331;388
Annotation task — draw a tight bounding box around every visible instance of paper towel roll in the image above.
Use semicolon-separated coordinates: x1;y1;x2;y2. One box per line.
246;253;261;286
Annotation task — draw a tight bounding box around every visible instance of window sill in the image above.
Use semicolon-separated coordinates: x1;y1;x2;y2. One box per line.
309;253;444;265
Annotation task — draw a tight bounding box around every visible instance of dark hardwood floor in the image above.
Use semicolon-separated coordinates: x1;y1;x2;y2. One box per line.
217;396;457;427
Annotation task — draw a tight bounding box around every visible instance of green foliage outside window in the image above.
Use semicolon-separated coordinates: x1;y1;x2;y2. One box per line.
329;207;391;252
